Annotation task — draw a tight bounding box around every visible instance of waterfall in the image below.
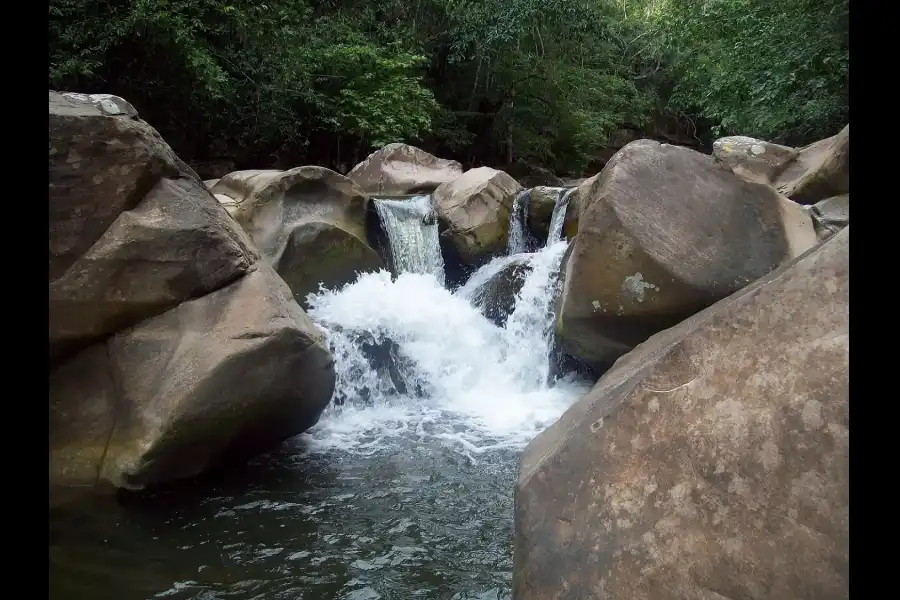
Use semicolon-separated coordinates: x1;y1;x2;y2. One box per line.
373;195;445;285
305;239;586;454
546;187;576;246
507;189;538;254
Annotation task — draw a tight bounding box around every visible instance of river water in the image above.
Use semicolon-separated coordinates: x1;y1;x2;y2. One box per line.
50;196;588;600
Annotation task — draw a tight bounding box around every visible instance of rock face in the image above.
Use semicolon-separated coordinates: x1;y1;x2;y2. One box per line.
49;92;337;495
49;91;258;363
515;228;849;600
347;143;463;195
713;136;799;184
556;139;817;366
809;194;849;242
468;256;532;327
527;186;565;241
775;125;849;204
714;125;849;205
50;262;335;491
210;167;385;306
433;166;522;265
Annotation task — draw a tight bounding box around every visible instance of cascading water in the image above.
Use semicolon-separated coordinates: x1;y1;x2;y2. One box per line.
305;239;584;455
50;194;590;600
546;187;576;246
373;195;445;285
507;189;537;254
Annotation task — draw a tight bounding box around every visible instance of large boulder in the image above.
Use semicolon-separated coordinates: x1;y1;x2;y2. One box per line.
713;126;849;205
50;262;335;492
775;125;849;204
713;136;799;185
49;91;258;363
557;139;817;367
210;167;385;306
347;143;463;195
515;228;849;600
433;166;522;265
49;92;337;498
527;186;566;241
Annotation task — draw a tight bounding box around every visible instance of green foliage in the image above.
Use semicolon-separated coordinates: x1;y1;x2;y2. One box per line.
48;0;849;174
655;0;849;144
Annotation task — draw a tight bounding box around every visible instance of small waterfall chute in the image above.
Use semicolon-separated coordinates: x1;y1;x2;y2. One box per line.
508;189;539;254
546;187;576;246
373;195;445;285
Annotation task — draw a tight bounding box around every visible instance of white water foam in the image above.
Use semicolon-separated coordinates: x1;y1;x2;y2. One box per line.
303;240;589;458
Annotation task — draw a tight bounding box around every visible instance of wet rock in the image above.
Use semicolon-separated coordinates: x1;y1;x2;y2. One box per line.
49;91;258;363
515;228;849;600
347;143;463;195
433;167;522;266
556;139;817;367
527;186;566;241
50;263;336;492
211;167;384;307
469;256;533;327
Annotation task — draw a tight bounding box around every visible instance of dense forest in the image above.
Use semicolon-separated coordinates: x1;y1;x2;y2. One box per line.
49;0;849;177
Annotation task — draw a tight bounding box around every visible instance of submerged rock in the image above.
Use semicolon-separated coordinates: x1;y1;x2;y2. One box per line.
347;143;463;195
211;167;384;307
556;139;817;367
433;166;522;266
516;228;849;600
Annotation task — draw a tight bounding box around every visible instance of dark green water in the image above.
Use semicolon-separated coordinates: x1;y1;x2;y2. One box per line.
50;239;588;599
50;437;519;600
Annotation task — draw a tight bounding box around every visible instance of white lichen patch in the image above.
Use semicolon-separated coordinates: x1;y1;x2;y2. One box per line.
750;144;767;156
591;299;603;312
801;400;824;430
757;440;781;471
707;398;751;444
622;272;659;302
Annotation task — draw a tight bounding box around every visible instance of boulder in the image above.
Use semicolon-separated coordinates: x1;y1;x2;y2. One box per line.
49;91;258;363
557;139;817;367
809;194;849;242
467;256;532;327
434;167;522;265
713;126;849;206
712;136;799;185
347;143;463;195
210;167;384;306
50;262;336;492
775;125;849;204
504;162;566;188
515;228;849;600
527;186;566;241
